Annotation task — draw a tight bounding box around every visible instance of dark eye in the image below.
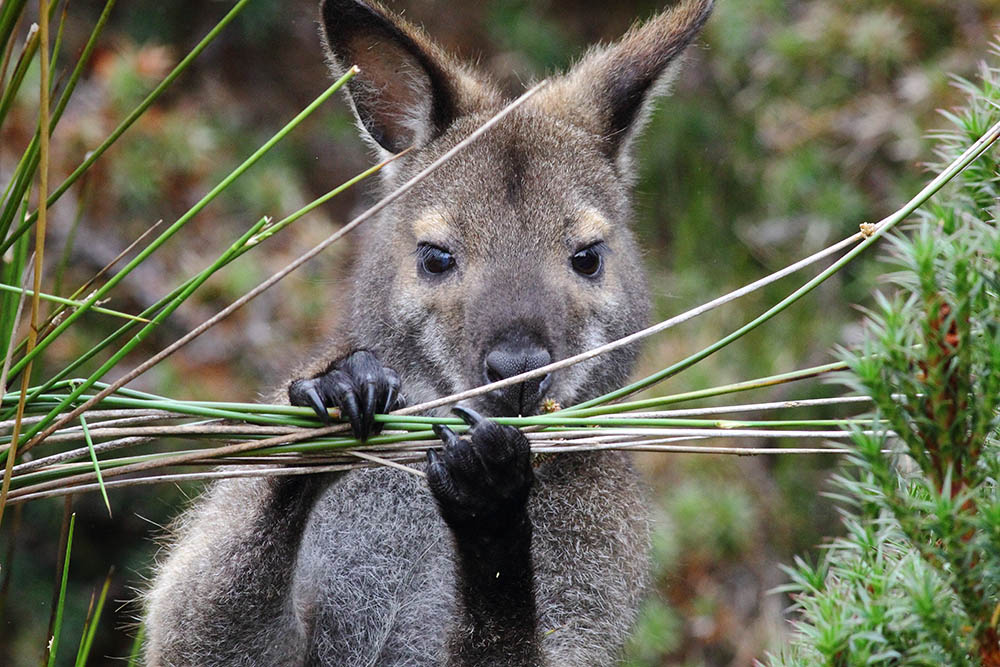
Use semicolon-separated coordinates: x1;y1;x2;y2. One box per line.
418;244;456;275
571;244;603;277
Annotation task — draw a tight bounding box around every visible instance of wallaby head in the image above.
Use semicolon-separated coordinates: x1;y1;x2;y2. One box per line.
320;0;712;416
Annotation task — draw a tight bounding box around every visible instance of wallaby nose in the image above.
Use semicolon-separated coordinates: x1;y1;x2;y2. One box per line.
483;344;553;415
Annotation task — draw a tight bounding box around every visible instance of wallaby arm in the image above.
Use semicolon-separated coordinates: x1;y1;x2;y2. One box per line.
428;409;546;666
446;515;543;666
147;341;403;665
144;475;326;666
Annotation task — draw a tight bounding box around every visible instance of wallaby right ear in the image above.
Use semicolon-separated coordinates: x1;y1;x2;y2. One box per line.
531;0;713;177
319;0;498;155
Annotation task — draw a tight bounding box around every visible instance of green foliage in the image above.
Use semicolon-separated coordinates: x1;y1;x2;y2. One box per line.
666;480;756;562
487;1;573;72
769;50;1000;667
624;598;686;666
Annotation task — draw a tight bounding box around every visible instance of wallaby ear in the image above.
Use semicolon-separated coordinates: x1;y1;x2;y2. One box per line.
533;0;713;175
319;0;498;155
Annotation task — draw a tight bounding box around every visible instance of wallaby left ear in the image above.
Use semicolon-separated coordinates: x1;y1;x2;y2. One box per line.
319;0;499;156
532;0;713;176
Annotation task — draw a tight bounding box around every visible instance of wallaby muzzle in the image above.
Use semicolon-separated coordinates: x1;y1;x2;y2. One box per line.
482;339;553;416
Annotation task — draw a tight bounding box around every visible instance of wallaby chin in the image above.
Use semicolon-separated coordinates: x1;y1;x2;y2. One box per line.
143;1;713;665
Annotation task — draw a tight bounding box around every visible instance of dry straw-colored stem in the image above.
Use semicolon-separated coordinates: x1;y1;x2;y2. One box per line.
0;408;176;432
9;440;876;505
13;436;152;475
0;256;33;403
6;419;877;498
0;0;50;529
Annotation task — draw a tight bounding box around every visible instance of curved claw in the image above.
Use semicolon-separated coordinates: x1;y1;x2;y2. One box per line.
291;382;332;425
361;379;378;440
432;424;461;448
308;388;331;424
452;405;486;427
289;350;404;442
339;390;366;442
427;447;444;471
383;384;398;414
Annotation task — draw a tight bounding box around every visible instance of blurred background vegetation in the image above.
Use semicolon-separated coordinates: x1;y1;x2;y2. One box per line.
0;0;997;664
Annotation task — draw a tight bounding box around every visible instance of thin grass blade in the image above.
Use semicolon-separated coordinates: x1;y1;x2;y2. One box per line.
74;567;112;667
45;510;75;667
0;0;115;246
0;284;149;322
4;69;356;388
0;0;252;253
79;415;110;516
126;623;145;667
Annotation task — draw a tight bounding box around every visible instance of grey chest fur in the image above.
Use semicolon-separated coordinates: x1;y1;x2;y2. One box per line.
293;453;650;667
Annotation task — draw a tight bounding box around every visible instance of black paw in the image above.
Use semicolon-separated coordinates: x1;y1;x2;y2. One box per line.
288;350;404;441
426;406;534;538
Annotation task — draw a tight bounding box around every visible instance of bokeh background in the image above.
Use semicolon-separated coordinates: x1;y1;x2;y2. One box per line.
1;0;997;664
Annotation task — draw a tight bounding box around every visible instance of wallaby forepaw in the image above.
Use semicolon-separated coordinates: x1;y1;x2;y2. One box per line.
288;350;403;441
426;406;534;538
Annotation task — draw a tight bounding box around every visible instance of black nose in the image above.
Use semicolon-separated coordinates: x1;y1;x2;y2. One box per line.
483;344;553;415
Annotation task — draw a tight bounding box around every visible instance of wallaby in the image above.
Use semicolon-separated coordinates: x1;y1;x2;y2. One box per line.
143;0;713;664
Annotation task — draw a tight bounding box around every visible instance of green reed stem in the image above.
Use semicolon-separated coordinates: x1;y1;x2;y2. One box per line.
4;70;354;393
0;0;252;253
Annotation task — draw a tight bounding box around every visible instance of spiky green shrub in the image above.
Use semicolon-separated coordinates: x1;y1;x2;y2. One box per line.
768;52;1000;667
